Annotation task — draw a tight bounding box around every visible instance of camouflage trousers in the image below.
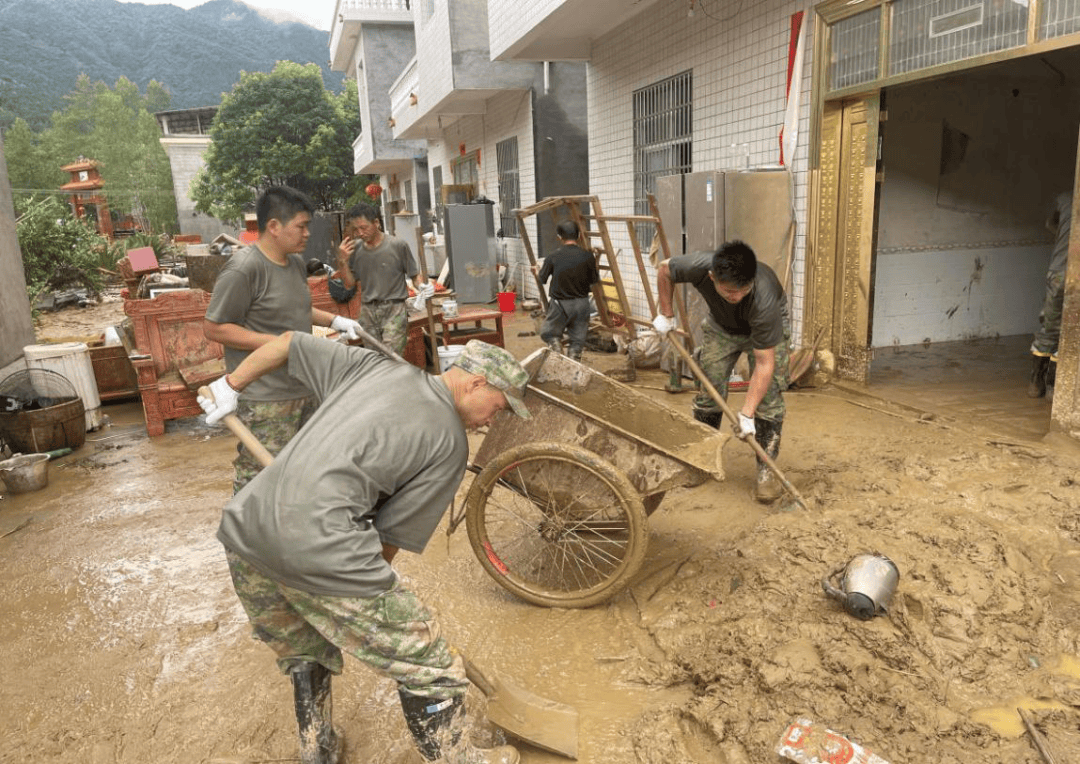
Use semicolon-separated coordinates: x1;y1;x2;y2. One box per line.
693;321;791;424
225;549;469;699
1031;268;1066;358
359;300;409;356
232;396;317;494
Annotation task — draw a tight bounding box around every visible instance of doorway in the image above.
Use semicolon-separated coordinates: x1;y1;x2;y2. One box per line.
867;48;1080;438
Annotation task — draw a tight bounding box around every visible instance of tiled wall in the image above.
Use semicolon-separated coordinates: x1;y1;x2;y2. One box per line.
587;0;813;344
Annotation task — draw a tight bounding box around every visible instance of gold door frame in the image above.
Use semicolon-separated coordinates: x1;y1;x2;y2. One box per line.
1051;131;1080;436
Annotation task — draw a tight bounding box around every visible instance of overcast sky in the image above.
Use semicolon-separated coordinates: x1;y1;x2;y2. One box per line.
117;0;338;31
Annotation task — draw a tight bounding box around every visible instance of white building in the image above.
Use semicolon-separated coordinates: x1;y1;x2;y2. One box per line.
334;0;1080;437
330;0;589;290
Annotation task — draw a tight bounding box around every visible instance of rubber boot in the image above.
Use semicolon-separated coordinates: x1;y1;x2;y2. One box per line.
1046;358;1057;400
692;408;722;430
546;340;562;355
291;662;339;764
398;689;519;764
753;418;783;504
568;348;583;362
1027;354;1050;398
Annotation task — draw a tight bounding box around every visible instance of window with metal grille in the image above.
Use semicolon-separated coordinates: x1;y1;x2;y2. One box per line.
829;7;881;90
496;137;520;237
1040;0;1080;39
889;0;1028;76
633;71;692;244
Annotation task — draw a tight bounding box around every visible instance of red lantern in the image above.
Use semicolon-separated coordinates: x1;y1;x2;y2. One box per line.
365;183;383;198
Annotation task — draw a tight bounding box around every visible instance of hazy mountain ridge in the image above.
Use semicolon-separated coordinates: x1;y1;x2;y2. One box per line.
0;0;343;130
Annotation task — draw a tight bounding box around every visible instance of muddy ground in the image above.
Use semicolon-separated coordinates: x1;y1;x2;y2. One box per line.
1;298;1078;763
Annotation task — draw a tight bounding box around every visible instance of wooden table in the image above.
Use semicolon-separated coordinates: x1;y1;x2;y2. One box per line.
434;307;505;348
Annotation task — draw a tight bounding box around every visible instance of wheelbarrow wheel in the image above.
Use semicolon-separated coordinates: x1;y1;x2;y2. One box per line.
464;441;648;608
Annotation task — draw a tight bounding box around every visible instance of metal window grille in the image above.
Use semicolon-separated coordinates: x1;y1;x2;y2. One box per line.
404;179;413;212
496;137;520;237
889;0;1028;76
633;70;693;244
1041;0;1080;38
829;8;882;90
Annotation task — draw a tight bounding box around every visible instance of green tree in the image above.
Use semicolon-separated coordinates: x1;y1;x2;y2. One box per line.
2;118;56;195
43;75;177;234
15;195;109;305
191;61;363;222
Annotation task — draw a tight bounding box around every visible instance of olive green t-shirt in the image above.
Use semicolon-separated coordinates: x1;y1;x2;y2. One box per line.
205;245;313;401
348;235;418;302
217;332;468;597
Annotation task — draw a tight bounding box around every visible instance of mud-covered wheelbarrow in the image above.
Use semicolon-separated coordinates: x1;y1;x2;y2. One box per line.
459;347;726;608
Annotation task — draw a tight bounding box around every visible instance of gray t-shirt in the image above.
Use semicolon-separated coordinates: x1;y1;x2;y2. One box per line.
669;252;789;349
216;332;468;597
205;245;313;401
348;235;418;302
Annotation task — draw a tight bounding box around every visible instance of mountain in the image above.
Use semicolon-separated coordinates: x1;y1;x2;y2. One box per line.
0;0;345;131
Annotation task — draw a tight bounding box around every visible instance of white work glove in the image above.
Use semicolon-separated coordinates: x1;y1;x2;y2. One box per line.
198;375;240;426
330;315;363;341
652;314;676;337
736;412;756;441
410;282;436;311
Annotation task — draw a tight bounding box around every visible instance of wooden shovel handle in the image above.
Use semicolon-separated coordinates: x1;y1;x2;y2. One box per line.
665;338;809;511
198;386;274;469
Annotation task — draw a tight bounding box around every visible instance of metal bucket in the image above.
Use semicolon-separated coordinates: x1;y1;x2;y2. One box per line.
822;553;899;620
0;453;50;493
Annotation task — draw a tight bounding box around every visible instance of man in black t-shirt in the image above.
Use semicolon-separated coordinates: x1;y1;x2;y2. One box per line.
653;240;791;503
533;220;600;361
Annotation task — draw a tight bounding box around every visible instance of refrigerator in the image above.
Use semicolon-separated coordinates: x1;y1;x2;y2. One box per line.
443;203;498;304
655;168;794;370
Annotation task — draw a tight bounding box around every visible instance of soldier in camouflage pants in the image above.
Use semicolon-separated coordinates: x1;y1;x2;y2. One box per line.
226;550;467;697
359;300;410;357
232;397;318;493
1028;192;1071;399
694;321;791;425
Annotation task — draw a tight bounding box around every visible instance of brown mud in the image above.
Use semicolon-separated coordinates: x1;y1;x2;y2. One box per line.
1;301;1077;763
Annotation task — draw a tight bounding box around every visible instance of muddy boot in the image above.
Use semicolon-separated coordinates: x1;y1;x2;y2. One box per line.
291;662;339;764
1046;357;1057;400
546;340;562;355
398;690;519;764
753;419;783;504
568;348;583;362
692;408;722;430
1027;354;1050;398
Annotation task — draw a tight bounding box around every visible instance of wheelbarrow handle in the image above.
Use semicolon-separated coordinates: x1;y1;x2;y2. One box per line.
665;338;809;511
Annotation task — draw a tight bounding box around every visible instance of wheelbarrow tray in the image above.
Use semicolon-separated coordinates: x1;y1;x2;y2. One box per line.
475;348;726;501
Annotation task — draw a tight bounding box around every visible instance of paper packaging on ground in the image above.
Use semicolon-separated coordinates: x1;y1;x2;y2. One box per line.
777;719;890;764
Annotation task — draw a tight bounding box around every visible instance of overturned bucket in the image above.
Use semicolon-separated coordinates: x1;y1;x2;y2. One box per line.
0;453;51;494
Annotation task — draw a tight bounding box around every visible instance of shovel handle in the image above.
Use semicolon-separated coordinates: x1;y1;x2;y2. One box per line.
353;325;407;365
665;338;809;511
198;386;274;469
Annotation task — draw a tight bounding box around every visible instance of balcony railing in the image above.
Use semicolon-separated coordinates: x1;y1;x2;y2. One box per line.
330;0;413;70
336;0;410;14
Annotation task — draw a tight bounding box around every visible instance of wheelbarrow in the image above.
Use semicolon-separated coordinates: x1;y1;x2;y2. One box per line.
459;347;727;608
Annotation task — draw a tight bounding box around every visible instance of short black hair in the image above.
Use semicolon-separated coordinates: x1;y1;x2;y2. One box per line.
256;186;315;233
711;240;757;287
556;220;580;241
345;202;381;225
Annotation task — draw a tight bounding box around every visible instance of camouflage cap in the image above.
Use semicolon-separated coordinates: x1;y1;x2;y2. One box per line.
452;340;530;418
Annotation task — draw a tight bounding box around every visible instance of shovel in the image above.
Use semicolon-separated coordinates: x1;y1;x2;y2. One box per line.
197;387;581;759
663;338;809;511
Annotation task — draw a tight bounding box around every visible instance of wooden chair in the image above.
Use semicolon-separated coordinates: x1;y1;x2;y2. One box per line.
126;277;362;436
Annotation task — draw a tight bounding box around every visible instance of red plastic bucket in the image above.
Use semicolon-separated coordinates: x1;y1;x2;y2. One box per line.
496;291;517;313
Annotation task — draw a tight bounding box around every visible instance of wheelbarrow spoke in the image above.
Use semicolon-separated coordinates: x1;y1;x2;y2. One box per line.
466;443;649;608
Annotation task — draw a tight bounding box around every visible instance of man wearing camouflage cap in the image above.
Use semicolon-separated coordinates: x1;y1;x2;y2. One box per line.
199;334;528;764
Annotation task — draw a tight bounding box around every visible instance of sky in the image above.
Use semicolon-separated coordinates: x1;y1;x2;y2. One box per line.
117;0;338;31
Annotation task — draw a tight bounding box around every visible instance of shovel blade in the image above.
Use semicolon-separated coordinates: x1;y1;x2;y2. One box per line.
483;672;579;759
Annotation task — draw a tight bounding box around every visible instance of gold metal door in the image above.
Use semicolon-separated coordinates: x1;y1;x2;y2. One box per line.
810;94;881;384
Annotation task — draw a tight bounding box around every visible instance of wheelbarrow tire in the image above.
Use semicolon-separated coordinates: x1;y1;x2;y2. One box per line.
465;441;648;608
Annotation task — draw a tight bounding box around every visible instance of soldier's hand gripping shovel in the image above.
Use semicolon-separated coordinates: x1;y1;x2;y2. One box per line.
197;385;581;759
663;337;810;512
